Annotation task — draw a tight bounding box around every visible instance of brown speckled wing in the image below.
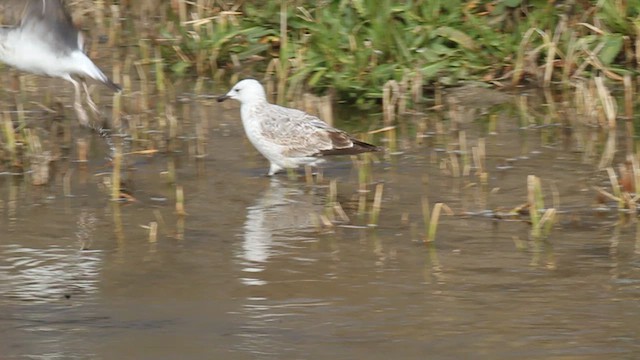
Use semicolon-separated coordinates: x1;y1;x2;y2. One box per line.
259;104;333;157
258;102;381;158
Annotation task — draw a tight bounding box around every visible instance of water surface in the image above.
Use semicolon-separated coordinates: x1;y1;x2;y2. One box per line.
1;84;640;359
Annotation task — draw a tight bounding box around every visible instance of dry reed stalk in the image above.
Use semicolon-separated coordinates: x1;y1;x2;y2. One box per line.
425;202;445;243
543;14;566;87
580;39;624;81
2;112;16;165
459;131;470;176
155;46;166;93
319;214;334;228
112;87;122;150
448;152;460;177
176;185;186;216
411;70;423;106
421;197;431;241
382;80;400;126
304;165;313;186
636;220;640;254
128;114;139;143
148;221;158;243
167;105;178;140
167;157;176;184
277;1;288;105
63;168;73;197
328;178;337;204
606;167;624;207
527;175;542;230
323;179;338;223
195;95;208;158
122;54;134;91
354;157;367;188
315;167;324;184
474;137;486;175
636;21;640;68
573;41;605;80
357;182;367;217
401;212;409;226
551;181;560;212
111;201;124;243
368;183;384;227
111;145;122;201
76;138;88;164
598;131;616;169
538;208;557;237
318;95;333;127
624;75;633;119
27;132;50;186
632;154;640;200
624;74;634;154
136;77;149;116
264;60;279;102
91;0;105;36
433;82;443;112
176;215;185;240
513;28;539;86
153;209;170;237
527;175;558;240
107;4;120;47
286;167;297;181
543;36;556;87
561;31;578;85
574;81;585;119
398;73;409;114
594;74;616;128
15;77;26;128
333;202;350;223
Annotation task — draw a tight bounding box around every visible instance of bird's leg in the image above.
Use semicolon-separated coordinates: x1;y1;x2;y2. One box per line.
66;78;116;159
81;80;101;118
68;77;90;127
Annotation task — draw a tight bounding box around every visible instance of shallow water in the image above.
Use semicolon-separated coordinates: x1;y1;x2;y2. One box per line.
1;83;640;359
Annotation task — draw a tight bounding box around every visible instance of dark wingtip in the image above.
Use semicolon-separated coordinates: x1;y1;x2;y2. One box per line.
353;139;383;153
105;79;122;92
317;138;382;156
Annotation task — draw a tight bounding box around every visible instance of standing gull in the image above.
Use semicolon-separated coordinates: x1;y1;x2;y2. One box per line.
0;0;121;126
218;79;381;176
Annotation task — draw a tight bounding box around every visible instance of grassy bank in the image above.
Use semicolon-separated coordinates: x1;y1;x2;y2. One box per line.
153;0;639;104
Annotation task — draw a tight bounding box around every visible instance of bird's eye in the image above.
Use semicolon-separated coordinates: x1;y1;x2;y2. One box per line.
235;88;240;92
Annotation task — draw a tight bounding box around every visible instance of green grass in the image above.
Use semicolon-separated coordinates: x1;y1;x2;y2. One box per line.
157;1;640;106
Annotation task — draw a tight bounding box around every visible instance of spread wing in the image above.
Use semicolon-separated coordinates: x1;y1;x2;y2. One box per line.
21;0;82;54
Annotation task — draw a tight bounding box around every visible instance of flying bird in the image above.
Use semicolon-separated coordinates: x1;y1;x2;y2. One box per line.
0;0;121;126
218;79;381;176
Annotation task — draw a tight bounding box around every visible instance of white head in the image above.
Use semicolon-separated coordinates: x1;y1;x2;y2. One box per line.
217;79;267;105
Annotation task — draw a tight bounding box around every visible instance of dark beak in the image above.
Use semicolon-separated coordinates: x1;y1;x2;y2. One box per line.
217;95;229;103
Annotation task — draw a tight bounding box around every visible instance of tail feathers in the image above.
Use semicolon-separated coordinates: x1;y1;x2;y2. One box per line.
103;77;122;92
72;51;122;92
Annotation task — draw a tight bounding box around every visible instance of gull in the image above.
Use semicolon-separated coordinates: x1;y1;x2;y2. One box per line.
0;0;121;126
218;79;381;176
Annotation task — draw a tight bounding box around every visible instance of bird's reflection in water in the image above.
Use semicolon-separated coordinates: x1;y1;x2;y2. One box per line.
239;178;321;285
236;178;331;357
